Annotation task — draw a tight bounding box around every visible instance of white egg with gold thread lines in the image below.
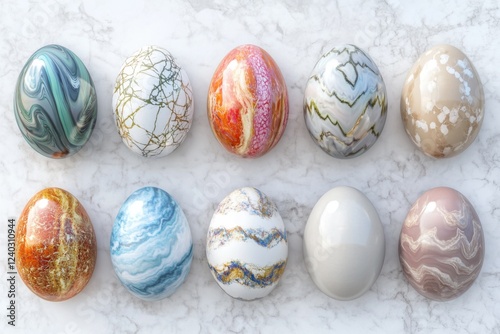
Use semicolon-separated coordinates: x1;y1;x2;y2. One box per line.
113;46;194;158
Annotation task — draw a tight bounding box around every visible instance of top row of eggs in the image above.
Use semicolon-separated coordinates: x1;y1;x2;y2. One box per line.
13;43;484;160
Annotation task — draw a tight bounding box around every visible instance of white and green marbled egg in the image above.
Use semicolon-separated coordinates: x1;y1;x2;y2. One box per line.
112;46;194;158
304;44;387;159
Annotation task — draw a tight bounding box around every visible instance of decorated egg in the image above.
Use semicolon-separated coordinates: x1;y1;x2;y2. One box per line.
14;44;98;158
303;186;385;300
206;187;288;300
399;187;484;301
15;188;97;301
207;45;289;158
113;46;194;158
401;45;484;158
110;187;193;301
304;44;387;158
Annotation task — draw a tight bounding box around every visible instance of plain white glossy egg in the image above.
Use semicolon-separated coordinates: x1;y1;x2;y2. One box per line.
304;186;385;300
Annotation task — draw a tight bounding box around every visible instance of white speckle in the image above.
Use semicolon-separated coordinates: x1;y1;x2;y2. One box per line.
468;126;473;135
465;111;471;118
440;54;449;64
443;147;452;155
449;108;459;123
426;101;434;112
457;59;468;69
437;112;446;123
447;66;455;75
470;116;476;123
415;133;421;145
463;68;473;78
416;120;429;132
441;124;449;135
455;71;460;79
443;106;450;115
462;82;471;96
430;122;436;129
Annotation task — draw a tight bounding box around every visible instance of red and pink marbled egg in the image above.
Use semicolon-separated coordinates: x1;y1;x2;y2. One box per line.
207;44;289;158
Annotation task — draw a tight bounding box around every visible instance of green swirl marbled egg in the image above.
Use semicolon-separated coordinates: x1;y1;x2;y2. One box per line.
14;44;98;158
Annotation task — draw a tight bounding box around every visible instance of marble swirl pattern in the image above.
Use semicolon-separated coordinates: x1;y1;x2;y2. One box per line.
214;187;276;217
110;187;193;301
399;187;484;301
207;226;286;249
14;44;98;158
304;44;387;158
15;188;97;302
207;44;289;158
113;46;194;158
208;260;287;288
206;187;288;300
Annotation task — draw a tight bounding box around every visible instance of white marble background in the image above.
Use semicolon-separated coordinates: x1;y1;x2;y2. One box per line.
1;0;499;333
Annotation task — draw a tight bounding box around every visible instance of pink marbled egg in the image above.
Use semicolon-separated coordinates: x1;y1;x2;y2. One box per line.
399;187;484;301
207;45;289;158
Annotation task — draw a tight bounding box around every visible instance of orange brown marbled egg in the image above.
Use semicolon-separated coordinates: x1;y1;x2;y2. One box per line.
15;188;97;301
207;44;289;158
399;187;484;301
401;45;484;158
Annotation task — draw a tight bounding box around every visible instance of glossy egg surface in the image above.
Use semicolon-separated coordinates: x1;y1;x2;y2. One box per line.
303;186;385;300
14;44;98;158
15;187;97;301
207;44;289;158
399;187;484;301
113;46;194;158
206;187;288;300
304;44;387;158
401;45;484;158
110;187;193;301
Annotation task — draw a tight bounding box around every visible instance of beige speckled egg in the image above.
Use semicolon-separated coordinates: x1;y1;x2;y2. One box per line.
401;45;484;158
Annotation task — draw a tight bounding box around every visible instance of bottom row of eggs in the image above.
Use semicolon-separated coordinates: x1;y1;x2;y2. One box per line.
15;185;484;302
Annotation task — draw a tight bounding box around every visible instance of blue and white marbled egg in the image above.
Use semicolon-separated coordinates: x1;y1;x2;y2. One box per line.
304;44;387;158
110;187;193;301
206;187;288;300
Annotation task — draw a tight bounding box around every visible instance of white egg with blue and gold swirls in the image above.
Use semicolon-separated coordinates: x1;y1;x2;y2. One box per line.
110;187;193;301
206;187;288;300
304;44;387;158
